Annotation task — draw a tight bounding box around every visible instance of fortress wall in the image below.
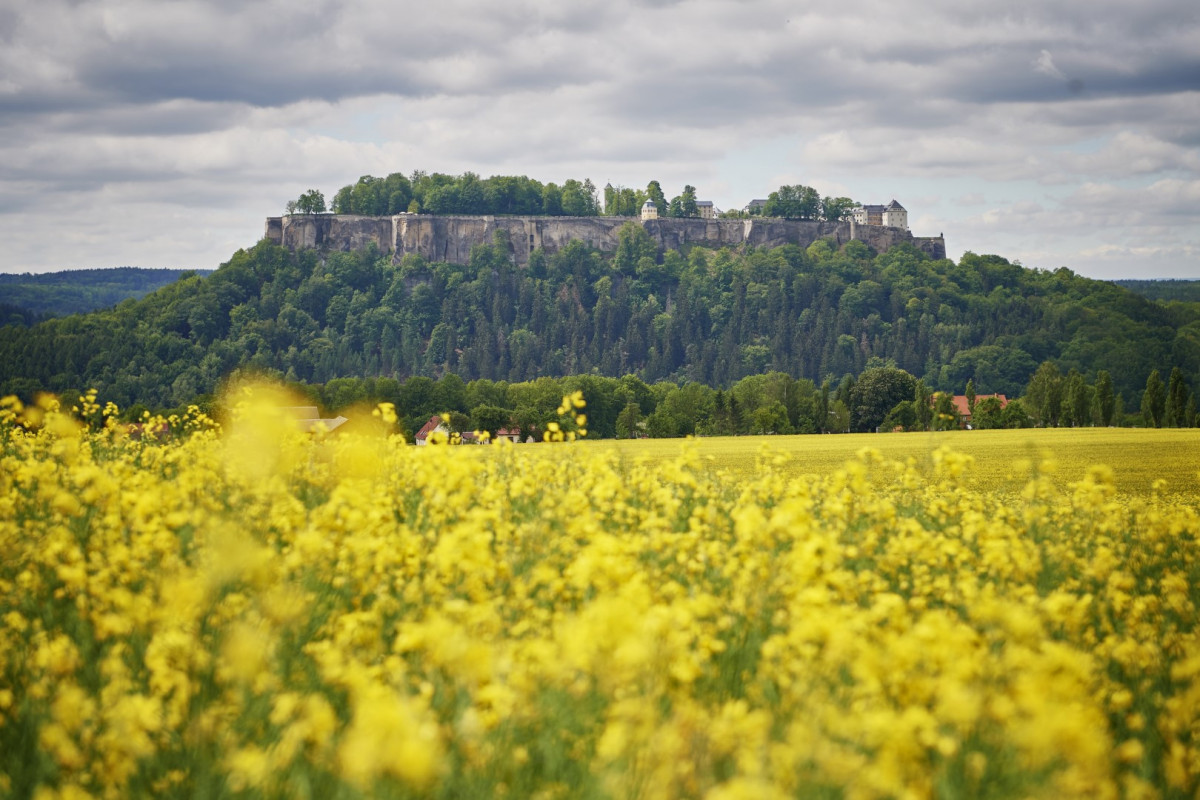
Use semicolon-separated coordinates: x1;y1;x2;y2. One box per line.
271;214;947;264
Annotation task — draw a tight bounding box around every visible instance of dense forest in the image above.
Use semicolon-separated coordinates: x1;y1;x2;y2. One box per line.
1115;279;1200;303
0;267;211;320
2;225;1197;430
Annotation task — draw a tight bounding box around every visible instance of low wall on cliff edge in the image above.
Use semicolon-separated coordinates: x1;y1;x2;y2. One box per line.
265;214;946;264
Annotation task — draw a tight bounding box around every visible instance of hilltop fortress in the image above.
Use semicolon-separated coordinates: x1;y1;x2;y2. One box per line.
264;213;946;264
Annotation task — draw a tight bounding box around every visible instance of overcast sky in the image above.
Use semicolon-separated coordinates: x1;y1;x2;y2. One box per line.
1;0;1198;279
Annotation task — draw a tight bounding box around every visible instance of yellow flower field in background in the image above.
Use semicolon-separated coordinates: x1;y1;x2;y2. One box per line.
592;427;1200;498
1;385;1199;800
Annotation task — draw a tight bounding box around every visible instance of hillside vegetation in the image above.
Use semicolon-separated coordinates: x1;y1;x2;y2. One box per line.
1;227;1197;418
0;267;210;320
1114;278;1200;303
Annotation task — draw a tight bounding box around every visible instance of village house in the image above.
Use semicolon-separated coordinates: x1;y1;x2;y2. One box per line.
413;414;522;445
413;415;446;445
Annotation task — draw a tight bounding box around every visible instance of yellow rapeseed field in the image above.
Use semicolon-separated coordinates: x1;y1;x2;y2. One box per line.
2;384;1199;800
592;428;1200;498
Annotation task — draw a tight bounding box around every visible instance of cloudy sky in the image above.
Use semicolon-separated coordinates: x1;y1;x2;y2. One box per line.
1;0;1198;279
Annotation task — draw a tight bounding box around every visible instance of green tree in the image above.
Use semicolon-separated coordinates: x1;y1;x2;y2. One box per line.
828;399;850;433
1165;366;1188;427
932;392;958;430
1062;369;1089;427
433;372;468;413
881;400;918;431
1141;369;1166;427
470;404;513;435
1092;370;1115;426
646;181;667;216
848;367;918;433
1024;362;1063;427
541;183;562;215
822;196;857;222
291;189;326;215
615;402;643;439
972;396;1005;429
965;378;976;416
613;223;657;277
751;401;792;435
914;380;933;431
679;185;699;218
764;184;820;220
1001;398;1032;428
560;179;597;216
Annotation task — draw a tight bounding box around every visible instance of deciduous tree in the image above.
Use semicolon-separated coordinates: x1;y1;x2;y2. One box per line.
1142;369;1166;427
849;366;917;433
1165;366;1188;427
1092;370;1115;426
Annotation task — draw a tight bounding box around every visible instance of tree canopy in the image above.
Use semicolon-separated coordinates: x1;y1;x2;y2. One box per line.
759;185;857;222
325;172;600;217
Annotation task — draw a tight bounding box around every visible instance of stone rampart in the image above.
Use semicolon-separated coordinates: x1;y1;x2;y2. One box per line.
265;214;945;263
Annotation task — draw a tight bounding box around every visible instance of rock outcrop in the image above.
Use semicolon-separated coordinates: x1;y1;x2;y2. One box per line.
266;214;946;264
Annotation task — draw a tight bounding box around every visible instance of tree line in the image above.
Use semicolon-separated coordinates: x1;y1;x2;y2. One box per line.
287;171;859;223
277;360;1197;441
169;362;1200;443
289;172;605;218
1;228;1197;423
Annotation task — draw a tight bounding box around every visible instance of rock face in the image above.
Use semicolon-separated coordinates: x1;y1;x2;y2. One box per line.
270;214;393;253
265;214;946;263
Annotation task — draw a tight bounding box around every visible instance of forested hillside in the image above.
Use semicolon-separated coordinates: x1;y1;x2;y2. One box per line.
0;267;211;319
1;226;1197;415
1115;279;1200;303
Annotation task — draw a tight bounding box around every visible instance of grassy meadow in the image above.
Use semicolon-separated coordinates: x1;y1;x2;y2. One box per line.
2;387;1199;800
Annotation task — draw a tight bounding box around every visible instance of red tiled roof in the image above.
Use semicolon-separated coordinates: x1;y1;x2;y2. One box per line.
413;415;443;441
949;394;1008;417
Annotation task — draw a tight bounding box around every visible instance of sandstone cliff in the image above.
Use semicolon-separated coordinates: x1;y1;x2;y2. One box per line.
265;214;946;263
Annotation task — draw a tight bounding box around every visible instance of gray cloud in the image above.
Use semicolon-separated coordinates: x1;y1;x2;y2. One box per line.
0;0;1197;277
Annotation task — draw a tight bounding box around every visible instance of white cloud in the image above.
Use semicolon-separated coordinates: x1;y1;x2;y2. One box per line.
1034;49;1068;81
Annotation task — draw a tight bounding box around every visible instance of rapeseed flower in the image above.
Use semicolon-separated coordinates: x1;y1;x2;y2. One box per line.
1;384;1199;798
